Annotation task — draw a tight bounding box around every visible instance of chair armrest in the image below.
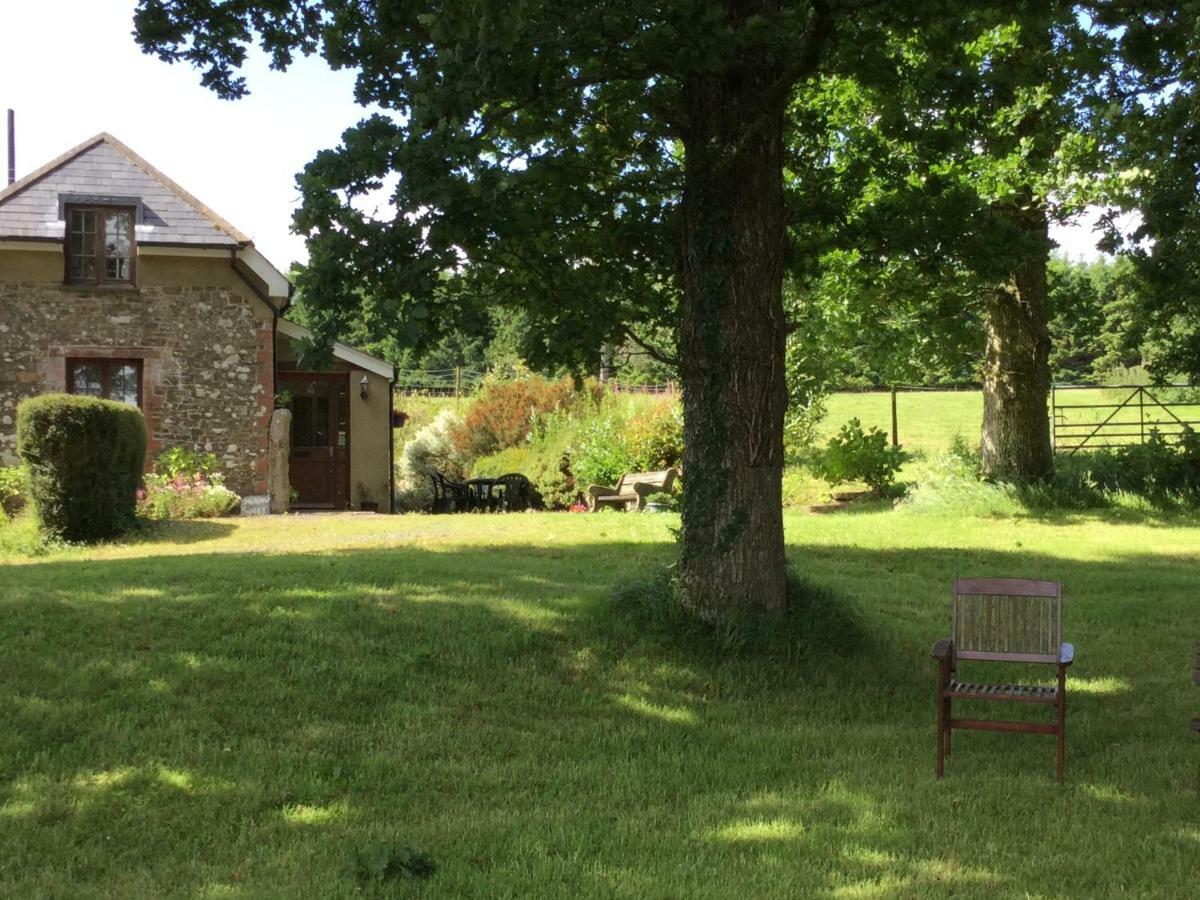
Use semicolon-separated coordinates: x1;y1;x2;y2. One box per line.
931;638;954;660
587;483;617;497
1058;643;1075;667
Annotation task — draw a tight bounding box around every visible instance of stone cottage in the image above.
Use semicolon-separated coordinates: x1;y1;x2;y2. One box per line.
0;132;395;511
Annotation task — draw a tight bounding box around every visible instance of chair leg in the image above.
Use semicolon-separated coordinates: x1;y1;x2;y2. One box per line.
1057;668;1066;784
944;697;952;756
936;690;946;779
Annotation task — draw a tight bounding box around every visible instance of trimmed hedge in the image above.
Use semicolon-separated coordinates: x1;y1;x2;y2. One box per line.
17;393;147;541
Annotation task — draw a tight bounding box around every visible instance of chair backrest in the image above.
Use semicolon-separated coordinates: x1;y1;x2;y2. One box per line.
499;473;530;503
952;578;1062;664
430;472;446;499
625;469;678;492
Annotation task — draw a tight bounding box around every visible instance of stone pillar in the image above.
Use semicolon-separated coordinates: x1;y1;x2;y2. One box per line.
268;407;292;514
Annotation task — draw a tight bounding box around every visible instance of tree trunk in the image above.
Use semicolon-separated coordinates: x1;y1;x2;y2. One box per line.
677;2;790;618
980;205;1054;481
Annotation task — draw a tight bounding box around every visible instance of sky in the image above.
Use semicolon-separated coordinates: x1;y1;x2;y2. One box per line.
2;0;1110;270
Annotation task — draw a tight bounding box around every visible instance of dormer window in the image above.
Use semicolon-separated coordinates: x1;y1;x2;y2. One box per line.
65;205;136;285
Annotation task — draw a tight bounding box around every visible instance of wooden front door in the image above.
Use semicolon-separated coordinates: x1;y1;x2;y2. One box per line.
281;374;350;508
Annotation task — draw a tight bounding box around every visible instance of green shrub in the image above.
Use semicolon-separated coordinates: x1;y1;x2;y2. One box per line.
16;393;146;541
452;375;584;459
625;399;684;471
153;446;220;480
138;475;240;519
571;410;636;487
0;465;29;518
1045;428;1200;509
396;409;467;511
815;418;908;495
470;417;578;509
571;398;683;488
138;453;240;519
643;491;678;511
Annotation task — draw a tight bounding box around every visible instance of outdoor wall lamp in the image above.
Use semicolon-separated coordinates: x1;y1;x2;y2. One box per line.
359;375;370;400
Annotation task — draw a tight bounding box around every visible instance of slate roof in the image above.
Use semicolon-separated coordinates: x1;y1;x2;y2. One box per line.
0;133;248;246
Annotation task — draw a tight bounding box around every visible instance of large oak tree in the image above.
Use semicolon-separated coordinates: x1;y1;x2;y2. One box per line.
135;0;941;617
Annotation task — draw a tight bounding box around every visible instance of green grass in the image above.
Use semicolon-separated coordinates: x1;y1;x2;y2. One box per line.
823;390;982;456
823;387;1200;457
2;508;1198;897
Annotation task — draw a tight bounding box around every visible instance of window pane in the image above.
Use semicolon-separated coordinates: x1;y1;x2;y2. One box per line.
70;255;95;280
71;363;102;397
70;209;96;234
68;209;100;282
105;212;130;254
110;364;140;406
105;257;131;280
103;211;132;282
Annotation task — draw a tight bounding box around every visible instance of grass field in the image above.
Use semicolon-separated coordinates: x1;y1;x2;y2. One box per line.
823;387;1200;457
2;508;1198;898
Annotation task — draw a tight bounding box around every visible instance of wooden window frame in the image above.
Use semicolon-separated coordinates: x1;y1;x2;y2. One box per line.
64;203;137;287
66;357;144;407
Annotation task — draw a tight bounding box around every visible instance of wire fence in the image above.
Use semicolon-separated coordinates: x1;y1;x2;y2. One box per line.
393;367;486;397
391;368;678;397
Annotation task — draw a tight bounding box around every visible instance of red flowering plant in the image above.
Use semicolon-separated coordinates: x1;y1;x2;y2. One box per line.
138;448;240;519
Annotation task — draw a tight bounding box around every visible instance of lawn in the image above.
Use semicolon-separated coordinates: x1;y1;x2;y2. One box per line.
2;509;1198;898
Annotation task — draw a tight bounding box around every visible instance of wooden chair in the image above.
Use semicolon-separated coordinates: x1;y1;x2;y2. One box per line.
587;468;679;512
931;578;1075;783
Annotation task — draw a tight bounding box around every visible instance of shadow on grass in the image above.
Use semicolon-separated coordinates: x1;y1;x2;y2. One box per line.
0;537;1197;896
128;518;241;545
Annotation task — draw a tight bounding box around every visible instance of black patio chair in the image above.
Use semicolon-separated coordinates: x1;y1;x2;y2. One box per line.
431;472;472;513
497;473;533;512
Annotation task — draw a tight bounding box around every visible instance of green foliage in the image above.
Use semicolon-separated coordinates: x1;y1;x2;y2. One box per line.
571;413;635;490
138;473;240;520
643;491;678;511
0;465;29;518
16;394;146;542
452;375;585;459
395;409;466;511
1091;6;1200;383
815;418;908;496
466;396;682;510
1052;430;1200;508
906;427;1200;515
469;410;578;510
571;399;682;489
1048;255;1145;382
351;842;435;884
153;446;220;480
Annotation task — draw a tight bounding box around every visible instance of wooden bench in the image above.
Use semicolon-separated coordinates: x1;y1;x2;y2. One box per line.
931;578;1075;783
587;468;679;512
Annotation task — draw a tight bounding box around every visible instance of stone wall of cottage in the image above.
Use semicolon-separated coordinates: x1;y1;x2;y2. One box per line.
0;276;273;496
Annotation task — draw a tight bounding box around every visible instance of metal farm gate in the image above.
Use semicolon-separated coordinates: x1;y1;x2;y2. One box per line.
1051;384;1200;455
